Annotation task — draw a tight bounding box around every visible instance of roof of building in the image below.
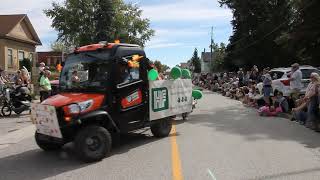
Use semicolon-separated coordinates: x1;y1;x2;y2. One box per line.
0;14;42;45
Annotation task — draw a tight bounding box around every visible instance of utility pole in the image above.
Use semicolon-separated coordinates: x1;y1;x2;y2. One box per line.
210;26;214;72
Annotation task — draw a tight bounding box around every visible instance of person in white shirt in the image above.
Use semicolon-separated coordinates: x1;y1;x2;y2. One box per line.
289;63;303;101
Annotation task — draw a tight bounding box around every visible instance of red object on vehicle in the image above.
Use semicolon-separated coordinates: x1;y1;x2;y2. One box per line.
75;43;114;52
280;79;290;86
121;89;143;109
43;93;104;110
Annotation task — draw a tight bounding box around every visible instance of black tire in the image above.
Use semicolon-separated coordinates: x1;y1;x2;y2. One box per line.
1;105;12;117
35;132;63;151
182;113;188;120
151;118;173;138
75;125;112;163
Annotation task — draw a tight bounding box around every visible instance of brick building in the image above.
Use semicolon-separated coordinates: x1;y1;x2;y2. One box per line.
37;51;66;66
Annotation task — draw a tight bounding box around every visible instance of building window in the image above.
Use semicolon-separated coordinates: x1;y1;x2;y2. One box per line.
18;51;25;61
7;49;13;68
29;53;34;62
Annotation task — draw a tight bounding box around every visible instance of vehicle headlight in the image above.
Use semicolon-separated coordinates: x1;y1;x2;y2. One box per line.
67;100;93;114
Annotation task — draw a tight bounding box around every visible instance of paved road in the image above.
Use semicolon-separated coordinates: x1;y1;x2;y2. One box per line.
1;91;320;180
0;112;31;136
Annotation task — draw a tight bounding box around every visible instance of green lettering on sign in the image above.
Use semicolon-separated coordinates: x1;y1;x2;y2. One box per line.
152;87;169;112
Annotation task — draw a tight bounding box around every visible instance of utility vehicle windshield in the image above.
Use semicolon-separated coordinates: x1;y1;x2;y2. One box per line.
60;51;111;92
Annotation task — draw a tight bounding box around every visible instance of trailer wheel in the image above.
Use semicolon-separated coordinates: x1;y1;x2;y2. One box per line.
35;132;63;151
75;125;112;163
151;117;172;138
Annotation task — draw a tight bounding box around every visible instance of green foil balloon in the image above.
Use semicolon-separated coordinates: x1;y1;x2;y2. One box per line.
170;66;182;79
192;90;203;100
148;69;158;81
181;69;191;79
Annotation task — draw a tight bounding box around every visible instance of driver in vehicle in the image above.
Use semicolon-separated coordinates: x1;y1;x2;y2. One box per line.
71;70;80;84
119;63;131;84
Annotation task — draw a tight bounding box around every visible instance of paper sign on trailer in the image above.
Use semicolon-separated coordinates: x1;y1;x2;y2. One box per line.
31;103;63;139
149;79;193;120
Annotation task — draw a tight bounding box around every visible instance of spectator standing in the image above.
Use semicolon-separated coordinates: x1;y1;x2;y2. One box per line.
243;71;251;86
15;69;30;86
289;63;303;102
39;62;45;73
262;69;272;105
293;73;320;130
238;68;244;87
304;73;320;130
39;70;52;102
38;62;46;83
12;70;21;85
0;68;7;92
250;70;258;83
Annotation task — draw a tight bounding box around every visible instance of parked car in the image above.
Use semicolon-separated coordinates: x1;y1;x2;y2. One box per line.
257;65;320;96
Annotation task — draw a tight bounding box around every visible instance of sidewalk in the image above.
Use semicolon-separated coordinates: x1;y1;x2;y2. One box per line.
0;112;34;149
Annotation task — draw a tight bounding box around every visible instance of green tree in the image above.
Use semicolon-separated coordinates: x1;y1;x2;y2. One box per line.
219;0;293;70
44;0;154;47
211;42;226;72
190;48;201;73
279;0;320;65
153;60;170;73
20;58;32;72
50;41;69;52
94;0;115;42
112;1;155;46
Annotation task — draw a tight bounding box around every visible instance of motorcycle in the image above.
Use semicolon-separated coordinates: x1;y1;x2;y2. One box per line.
1;86;32;116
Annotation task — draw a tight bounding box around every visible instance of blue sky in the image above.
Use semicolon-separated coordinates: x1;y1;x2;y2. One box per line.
1;0;232;67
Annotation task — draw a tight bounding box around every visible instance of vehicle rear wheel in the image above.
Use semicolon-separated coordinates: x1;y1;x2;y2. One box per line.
151;117;172;138
75;125;112;163
35;132;63;151
1;105;12;117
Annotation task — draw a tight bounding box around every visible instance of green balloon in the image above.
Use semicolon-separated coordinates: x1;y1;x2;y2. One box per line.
148;69;158;81
170;67;182;79
181;69;191;79
192;90;203;100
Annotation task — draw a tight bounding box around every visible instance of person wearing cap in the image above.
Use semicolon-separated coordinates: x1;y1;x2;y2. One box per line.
289;63;303;102
38;62;46;83
293;73;320;130
39;62;45;74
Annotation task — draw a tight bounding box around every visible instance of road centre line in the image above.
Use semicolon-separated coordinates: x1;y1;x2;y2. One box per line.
171;124;183;180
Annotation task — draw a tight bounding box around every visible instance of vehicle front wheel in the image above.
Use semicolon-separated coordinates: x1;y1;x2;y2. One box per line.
35;132;63;151
151;118;173;138
75;125;112;163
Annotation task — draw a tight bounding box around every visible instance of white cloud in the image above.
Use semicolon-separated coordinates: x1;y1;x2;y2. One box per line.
147;42;183;49
141;0;232;22
0;0;232;53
